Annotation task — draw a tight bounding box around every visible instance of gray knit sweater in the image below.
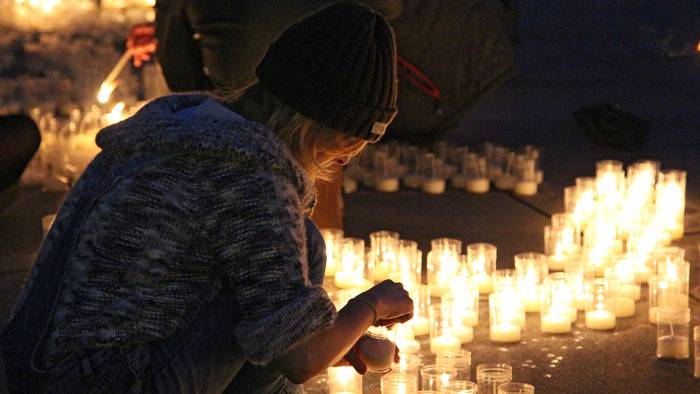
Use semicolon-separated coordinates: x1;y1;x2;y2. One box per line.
37;94;337;366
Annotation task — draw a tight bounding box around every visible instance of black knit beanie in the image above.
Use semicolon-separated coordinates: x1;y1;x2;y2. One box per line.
256;0;398;143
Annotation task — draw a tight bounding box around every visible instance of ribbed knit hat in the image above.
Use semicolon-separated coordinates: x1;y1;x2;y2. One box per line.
256;1;398;143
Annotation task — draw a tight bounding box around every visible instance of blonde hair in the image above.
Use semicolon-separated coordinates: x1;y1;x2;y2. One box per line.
222;83;367;182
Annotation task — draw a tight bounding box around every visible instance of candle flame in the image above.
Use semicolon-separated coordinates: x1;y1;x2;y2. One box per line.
97;81;118;104
105;102;126;124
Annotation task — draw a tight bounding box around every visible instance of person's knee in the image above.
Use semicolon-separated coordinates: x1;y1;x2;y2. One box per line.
304;217;326;285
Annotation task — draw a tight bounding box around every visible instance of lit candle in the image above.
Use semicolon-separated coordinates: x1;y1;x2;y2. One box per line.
430;335;462;354
328;366;362;394
411;316;430;337
467;243;497;294
489;287;524;343
584;278;616;330
515;253;548;313
585;309;616;330
541;313;571;334
489;323;521;343
321;229;344;277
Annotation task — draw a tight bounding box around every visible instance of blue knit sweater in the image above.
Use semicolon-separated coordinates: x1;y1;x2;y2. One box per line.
33;94;337;366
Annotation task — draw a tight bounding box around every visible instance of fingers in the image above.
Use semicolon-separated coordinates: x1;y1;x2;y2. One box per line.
344;347;368;375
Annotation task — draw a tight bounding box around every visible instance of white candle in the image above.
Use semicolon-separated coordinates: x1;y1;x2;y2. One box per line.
615;297;635;318
430;335;461;354
514;181;537;196
619;283;641;301
466;178;490;193
585;310;616;330
411;316;430;336
656;335;689;359
375;177;399;192
489;323;521;343
428;283;450;298
541;313;571;334
422;178;446;194
523;290;541;313
547;254;567;271
462;310;479;327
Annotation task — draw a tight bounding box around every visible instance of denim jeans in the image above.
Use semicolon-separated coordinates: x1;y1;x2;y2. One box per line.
2;217;327;393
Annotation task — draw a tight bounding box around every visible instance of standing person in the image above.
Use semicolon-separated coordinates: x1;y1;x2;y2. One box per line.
0;2;412;393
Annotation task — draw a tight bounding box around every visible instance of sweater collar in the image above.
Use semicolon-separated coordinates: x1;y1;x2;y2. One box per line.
96;93;315;210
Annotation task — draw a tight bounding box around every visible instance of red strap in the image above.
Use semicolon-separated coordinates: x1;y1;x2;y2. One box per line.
397;54;441;100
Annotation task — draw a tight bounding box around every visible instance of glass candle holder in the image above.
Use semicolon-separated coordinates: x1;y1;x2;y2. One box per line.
464;152;490;193
370;230;400;282
489;285;524;342
444;380;478;394
492;269;517;292
436;349;472;381
321;229;344;278
328;366;362;394
392;354;422;379
655;169;686;240
373;151;400;193
515;253;548;313
514;154;538;196
466;243;497;294
498;383;535;394
566;178;596;229
648;275;689;323
358;326;398;373
565;254;596;310
605;257;641;318
427;239;462;297
395;240;421;288
421;153;446;195
334;238;372;290
656;307;690;360
429;306;462;354
595;159;625;210
476;364;513;394
420;365;458;391
443;284;479;328
410;285;431;336
541;273;575;334
544;224;581;271
694;326;700;378
584;278;616;330
382;373;418;394
395;322;420;355
655;249;689;283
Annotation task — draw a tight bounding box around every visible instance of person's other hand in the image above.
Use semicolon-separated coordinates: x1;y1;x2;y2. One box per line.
127;22;157;67
336;335;401;374
359;280;413;326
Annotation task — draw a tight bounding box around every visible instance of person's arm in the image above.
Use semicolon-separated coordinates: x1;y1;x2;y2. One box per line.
271;281;413;383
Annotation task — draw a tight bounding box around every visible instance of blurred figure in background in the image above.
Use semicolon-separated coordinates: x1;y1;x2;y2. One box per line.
0;115;40;208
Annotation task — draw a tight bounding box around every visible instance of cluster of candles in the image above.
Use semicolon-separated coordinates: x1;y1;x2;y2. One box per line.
20;102;141;189
343;142;543;196
328;353;533;394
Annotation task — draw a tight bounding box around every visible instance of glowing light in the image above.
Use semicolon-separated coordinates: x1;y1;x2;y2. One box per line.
97;81;117;104
105;102;125;124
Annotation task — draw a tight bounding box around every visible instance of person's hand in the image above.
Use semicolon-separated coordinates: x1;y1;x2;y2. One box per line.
127;22;157;67
358;280;413;326
335;335;401;374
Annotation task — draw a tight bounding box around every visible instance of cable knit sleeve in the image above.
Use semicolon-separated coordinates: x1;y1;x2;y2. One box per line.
204;164;337;366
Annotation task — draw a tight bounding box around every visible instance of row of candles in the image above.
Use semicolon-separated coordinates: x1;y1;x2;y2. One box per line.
343;142;543;196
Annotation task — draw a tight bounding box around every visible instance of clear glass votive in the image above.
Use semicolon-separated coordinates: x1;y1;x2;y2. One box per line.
395;322;420;355
595;159;624;206
421;153;446;195
476;364;513;394
370;230;400;282
373;151;400;193
443;284;479;328
320;229;344;277
584;278;616;331
489;286;524;341
395;239;421;287
328;366;362;394
444;380;478;394
392;354;421;378
410;285;432;336
605;257;641;318
544;224;580;271
656;307;690;360
436;349;472;381
694;326;700;378
655;169;686;240
382;373;418;394
439;294;474;344
514;154;538;196
467;243;497;294
334;238;372;290
515;253;548;312
358;325;398;373
429;306;461;354
498;382;535;394
648;275;689;323
492;269;517;292
541;273;575;334
420;365;458;391
565;255;596;310
465;152;490;193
